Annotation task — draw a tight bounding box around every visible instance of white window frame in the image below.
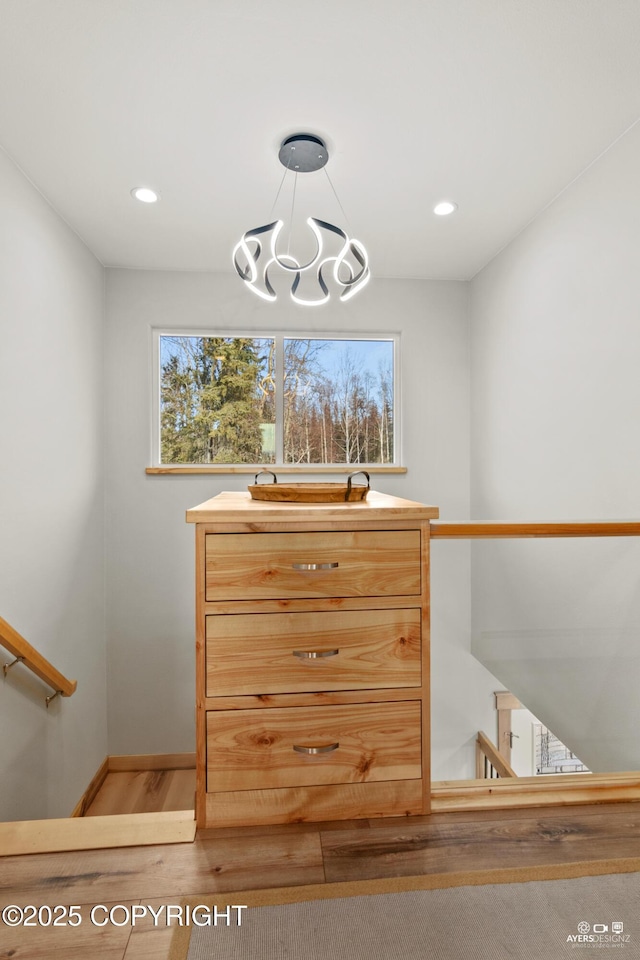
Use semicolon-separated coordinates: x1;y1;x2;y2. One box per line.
150;329;402;471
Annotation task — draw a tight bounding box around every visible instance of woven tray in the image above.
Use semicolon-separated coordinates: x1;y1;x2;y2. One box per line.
248;470;370;503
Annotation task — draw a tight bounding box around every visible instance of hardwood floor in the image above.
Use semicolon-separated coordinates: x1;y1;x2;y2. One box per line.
2;800;640;960
83;770;196;817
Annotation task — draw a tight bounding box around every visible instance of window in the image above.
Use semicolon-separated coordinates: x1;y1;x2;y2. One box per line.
152;332;399;468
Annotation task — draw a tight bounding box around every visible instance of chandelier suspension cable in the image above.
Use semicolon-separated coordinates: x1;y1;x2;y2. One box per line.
269;142;296;222
269;166;289;221
323;166;352;233
287;171;298;258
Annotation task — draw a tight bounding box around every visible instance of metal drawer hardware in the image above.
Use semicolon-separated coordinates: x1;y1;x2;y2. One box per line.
293;742;340;755
292;562;339;570
293;649;339;659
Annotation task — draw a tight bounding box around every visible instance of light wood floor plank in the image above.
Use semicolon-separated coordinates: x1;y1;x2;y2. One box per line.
162;771;196;814
0;811;196;856
83;772;144;816
366;799;640;828
4;802;640;959
197;817;371;840
84;770;196;817
123;927;174;960
0;832;325;907
431;772;640;812
0;901;135;960
121;899;177;960
321;806;640;882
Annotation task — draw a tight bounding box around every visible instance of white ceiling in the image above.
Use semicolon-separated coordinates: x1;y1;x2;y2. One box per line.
1;0;639;280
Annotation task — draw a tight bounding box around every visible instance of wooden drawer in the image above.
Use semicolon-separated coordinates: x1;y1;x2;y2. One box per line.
204;530;421;601
205;608;421;696
206;700;421;792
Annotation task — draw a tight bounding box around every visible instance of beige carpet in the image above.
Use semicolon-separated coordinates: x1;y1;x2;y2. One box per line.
169;858;640;960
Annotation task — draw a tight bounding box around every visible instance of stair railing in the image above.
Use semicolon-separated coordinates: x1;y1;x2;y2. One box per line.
476;730;517;779
430;520;640;539
0;615;77;707
432;518;640;782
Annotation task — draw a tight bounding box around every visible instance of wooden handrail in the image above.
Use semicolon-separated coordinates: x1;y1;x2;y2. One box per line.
431;521;640;539
476;731;517;779
0;616;77;704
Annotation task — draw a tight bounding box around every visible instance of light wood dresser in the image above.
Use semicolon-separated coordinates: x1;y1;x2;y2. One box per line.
186;490;439;828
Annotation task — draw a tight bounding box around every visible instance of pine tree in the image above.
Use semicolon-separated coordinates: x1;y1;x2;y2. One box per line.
160;336;273;463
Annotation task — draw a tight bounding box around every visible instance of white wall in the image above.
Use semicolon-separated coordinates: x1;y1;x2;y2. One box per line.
104;269;499;777
0;148;107;820
469;122;640;771
6;107;639;812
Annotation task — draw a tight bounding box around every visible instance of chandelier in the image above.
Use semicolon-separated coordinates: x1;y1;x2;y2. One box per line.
233;134;370;305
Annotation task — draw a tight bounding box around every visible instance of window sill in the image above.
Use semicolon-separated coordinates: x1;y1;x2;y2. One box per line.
145;465;407;475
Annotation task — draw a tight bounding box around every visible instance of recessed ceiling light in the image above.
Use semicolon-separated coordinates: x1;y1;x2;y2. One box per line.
433;200;457;216
131;187;160;203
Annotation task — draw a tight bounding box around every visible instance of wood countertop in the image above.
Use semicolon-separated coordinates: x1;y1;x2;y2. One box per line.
186;490;439;524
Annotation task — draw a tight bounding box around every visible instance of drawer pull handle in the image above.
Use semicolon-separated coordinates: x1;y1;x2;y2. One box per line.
292;562;339;571
293;742;340;755
293;649;339;660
